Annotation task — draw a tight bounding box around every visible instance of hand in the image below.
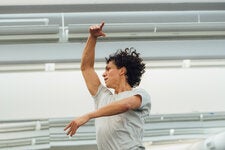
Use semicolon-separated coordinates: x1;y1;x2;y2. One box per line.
89;22;106;38
64;115;90;137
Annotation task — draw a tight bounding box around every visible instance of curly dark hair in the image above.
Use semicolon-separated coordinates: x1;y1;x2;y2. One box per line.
105;47;146;88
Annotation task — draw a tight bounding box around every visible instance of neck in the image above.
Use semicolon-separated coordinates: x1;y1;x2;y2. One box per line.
114;82;132;94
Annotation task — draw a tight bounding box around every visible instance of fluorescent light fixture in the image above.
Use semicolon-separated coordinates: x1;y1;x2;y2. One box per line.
0;18;49;26
0;25;59;35
0;25;59;43
0;11;224;43
68;22;225;41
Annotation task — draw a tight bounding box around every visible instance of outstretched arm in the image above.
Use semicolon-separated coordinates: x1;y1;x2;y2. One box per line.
64;95;141;136
81;22;106;96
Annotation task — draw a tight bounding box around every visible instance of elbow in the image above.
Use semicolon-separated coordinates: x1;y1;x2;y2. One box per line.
120;97;141;111
121;103;132;112
80;65;86;71
80;62;93;71
80;64;90;71
80;61;86;71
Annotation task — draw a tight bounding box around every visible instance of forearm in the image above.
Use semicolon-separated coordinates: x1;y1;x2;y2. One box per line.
87;100;130;119
81;35;97;70
87;95;141;120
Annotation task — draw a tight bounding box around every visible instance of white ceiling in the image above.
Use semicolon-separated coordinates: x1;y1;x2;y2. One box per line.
0;0;224;14
0;0;225;6
0;1;225;63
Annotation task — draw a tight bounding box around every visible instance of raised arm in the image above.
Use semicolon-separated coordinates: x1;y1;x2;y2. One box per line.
81;22;106;96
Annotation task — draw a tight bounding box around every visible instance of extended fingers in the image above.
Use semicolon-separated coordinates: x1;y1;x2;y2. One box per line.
100;22;105;29
64;122;71;131
70;125;77;136
64;121;78;137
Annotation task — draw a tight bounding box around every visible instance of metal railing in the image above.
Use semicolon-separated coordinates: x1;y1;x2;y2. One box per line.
1;111;225;149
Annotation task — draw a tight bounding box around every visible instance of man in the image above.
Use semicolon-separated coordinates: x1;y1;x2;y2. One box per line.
64;22;151;150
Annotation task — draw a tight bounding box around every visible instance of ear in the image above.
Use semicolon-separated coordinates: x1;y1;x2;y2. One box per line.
119;67;127;76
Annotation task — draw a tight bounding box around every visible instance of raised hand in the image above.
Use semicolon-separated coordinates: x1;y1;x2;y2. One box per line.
89;22;106;38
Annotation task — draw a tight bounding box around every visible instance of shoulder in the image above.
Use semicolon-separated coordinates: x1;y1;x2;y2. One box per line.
92;84;112;98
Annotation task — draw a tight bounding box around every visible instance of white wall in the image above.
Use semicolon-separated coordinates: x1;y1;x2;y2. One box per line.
142;67;225;114
0;66;225;120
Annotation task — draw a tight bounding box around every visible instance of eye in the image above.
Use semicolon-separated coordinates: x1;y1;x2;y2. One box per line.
105;67;110;71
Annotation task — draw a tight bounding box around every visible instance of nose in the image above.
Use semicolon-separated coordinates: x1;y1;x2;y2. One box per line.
102;71;106;77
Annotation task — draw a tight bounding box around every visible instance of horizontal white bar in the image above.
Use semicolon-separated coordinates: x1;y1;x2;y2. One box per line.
69;22;225;33
0;18;49;25
1;59;225;72
0;25;59;35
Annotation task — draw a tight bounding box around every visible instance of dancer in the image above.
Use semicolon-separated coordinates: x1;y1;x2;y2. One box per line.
65;22;151;150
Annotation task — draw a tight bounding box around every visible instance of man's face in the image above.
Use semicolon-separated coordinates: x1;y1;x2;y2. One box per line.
102;61;121;88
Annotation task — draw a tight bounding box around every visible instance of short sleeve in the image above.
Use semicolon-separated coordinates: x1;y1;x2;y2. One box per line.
92;84;105;99
133;88;151;117
92;84;112;108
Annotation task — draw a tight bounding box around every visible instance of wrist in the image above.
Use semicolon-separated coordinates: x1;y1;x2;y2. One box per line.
87;111;95;120
89;34;98;39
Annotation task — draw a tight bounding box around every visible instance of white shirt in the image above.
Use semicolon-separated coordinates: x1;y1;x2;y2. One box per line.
93;84;151;150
